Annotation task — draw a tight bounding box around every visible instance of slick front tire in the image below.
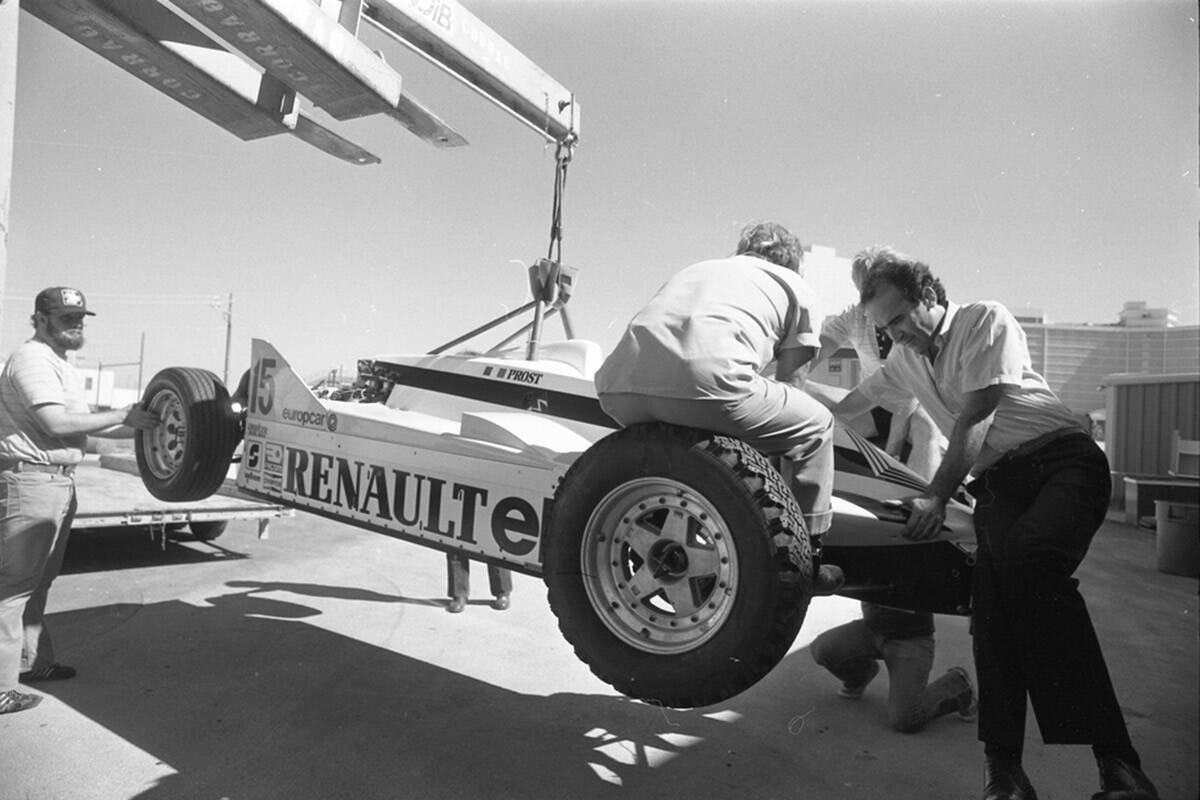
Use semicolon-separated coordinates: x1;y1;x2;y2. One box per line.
544;423;813;708
136;368;240;502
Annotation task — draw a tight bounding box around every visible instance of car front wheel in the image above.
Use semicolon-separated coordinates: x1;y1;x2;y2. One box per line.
544;423;813;708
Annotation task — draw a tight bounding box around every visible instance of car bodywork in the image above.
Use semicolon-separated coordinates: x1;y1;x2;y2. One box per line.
233;337;976;616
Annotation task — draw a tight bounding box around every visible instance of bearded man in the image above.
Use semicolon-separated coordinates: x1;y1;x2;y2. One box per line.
0;287;159;714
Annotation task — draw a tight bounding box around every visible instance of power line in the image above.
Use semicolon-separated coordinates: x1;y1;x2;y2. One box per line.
3;293;222;305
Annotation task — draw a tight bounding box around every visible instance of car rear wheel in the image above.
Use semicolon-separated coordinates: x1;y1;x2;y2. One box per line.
135;368;240;502
188;520;229;541
544;423;813;708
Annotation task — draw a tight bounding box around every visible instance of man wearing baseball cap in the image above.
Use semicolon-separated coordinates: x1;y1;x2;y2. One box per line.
0;287;160;714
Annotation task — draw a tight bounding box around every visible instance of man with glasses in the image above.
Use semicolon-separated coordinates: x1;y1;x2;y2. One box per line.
832;252;1157;800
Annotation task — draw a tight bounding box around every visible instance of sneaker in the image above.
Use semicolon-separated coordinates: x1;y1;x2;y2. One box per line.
19;663;76;682
813;564;845;596
0;689;42;714
947;666;978;720
837;660;880;699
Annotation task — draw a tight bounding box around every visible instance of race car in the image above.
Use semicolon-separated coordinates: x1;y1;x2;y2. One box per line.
132;268;975;710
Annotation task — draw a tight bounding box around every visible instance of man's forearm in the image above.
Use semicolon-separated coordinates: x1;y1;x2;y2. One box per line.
34;406;141;437
90;424;137;440
832;387;875;422
925;385;1003;501
926;412;992;500
43;409;128;436
775;345;816;387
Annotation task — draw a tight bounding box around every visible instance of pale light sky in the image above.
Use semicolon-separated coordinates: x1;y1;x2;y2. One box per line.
4;0;1198;390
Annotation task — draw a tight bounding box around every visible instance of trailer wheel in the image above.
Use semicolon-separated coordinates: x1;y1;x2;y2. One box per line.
135;368;240;502
544;423;813;708
189;520;229;541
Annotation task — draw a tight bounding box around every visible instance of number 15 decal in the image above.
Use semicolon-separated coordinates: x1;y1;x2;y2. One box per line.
249;358;276;415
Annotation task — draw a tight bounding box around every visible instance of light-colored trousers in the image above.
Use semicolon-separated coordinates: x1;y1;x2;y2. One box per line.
0;471;76;691
446;552;512;599
599;378;834;535
811;618;969;733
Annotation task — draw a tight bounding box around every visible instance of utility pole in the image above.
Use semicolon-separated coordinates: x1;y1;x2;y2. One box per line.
91;354;143;408
137;331;145;395
223;292;232;386
0;0;21;337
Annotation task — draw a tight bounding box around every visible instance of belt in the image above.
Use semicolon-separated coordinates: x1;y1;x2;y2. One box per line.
996;428;1084;465
0;461;77;477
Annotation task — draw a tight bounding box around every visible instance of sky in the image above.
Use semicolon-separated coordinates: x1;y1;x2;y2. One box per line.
3;0;1198;393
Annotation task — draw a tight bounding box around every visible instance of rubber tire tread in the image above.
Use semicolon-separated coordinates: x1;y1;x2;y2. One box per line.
135;367;240;502
544;422;813;708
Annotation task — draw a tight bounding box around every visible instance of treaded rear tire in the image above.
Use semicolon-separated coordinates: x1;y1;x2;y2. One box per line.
544;422;812;708
135;368;240;502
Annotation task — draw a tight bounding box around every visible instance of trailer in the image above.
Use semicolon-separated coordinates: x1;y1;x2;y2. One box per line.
71;452;291;541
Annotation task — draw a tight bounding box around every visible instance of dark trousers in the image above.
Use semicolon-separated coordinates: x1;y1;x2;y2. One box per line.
968;433;1133;754
445;552;512;599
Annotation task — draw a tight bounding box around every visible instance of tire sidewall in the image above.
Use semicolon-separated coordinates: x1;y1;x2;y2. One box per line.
135;368;238;502
546;424;809;704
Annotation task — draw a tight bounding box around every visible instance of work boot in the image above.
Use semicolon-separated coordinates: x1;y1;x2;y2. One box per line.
982;754;1039;800
813;564;845;596
1092;755;1159;800
932;666;978;720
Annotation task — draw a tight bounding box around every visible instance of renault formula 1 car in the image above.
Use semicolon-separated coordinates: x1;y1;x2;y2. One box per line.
133;276;974;710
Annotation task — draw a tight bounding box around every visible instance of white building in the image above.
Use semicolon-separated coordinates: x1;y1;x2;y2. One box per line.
72;365;140;410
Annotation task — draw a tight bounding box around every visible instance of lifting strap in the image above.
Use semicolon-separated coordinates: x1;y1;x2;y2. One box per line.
546;134;576;263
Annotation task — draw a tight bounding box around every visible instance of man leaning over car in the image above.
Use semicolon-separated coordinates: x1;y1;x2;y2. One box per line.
832;252;1158;800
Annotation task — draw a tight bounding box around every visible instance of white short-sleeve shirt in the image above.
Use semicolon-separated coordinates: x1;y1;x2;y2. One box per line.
595;255;824;400
0;339;90;464
858;301;1084;467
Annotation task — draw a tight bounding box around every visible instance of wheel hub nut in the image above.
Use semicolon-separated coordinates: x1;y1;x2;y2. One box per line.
647;539;689;579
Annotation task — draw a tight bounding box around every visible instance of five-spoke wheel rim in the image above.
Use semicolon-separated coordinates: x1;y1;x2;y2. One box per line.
581;477;738;654
139;389;187;480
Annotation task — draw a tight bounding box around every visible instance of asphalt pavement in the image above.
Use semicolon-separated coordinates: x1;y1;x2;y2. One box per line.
1;510;1195;800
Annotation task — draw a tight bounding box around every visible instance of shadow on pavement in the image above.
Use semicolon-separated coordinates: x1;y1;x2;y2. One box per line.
32;587;839;800
26;515;1196;799
60;527;249;575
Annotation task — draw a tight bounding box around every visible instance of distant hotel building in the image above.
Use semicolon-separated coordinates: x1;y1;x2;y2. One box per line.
1019;302;1197;414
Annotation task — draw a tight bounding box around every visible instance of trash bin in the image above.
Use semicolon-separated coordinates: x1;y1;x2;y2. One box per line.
1154;500;1200;577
